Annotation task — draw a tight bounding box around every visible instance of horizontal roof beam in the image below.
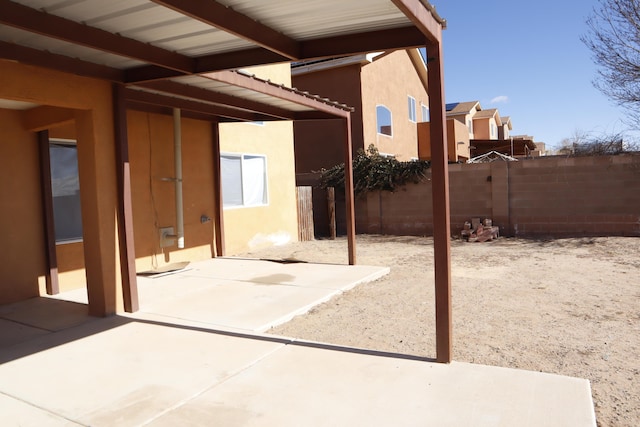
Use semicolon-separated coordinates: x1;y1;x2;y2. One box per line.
0;0;194;73
390;0;444;44
137;80;296;120
151;0;301;60
301;26;427;58
204;71;352;118
125;48;290;84
124;88;268;122
0;41;124;81
125;27;430;83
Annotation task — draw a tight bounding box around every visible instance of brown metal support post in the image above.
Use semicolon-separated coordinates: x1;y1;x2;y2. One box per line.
343;115;356;265
211;120;225;256
427;41;452;363
113;83;139;313
37;130;60;295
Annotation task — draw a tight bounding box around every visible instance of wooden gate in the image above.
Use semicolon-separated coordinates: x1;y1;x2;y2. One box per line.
296;186;314;241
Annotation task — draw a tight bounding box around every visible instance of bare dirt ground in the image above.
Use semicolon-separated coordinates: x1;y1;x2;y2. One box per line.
240;235;640;427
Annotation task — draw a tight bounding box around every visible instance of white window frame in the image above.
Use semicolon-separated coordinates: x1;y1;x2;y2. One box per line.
376;105;393;137
408;96;417;123
421;104;430;122
220;152;269;209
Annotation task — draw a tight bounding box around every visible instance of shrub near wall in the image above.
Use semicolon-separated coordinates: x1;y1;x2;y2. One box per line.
355;154;640;237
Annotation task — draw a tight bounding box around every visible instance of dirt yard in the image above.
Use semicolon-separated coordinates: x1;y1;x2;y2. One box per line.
240;235;640;427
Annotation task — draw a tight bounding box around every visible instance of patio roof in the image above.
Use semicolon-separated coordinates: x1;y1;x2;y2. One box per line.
0;0;445;119
1;0;454;363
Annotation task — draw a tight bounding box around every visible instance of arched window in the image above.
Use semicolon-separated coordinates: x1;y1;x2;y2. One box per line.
376;105;393;136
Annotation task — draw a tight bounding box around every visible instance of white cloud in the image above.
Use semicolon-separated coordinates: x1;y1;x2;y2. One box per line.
490;95;509;104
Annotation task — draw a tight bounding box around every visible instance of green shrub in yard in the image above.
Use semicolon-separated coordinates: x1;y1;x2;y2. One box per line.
319;145;431;195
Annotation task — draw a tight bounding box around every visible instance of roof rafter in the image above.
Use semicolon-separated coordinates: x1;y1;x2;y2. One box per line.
151;0;301;60
0;0;194;73
124;88;268;122
125;26;428;84
204;71;352;118
301;26;427;58
136;80;296;120
0;41;124;81
390;0;444;44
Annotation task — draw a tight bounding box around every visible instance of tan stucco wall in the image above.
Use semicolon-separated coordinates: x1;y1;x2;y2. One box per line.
0;108;46;304
219;120;298;254
0;61;120;313
0;60;299;307
127;111;217;271
220;63;299;254
361;50;429;160
417;119;470;162
473;117;497;140
292;64;364;173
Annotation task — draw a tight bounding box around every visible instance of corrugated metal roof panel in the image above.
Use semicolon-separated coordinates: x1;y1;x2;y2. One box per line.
0;25;144;68
7;0;415;62
219;0;409;39
170;75;314;112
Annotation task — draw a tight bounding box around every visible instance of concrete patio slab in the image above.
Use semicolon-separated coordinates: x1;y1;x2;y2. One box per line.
0;316;286;426
0;298;89;331
0;318;50;348
0;393;84;427
148;342;596;427
135;258;390;331
143;278;347;332
0;258;596;426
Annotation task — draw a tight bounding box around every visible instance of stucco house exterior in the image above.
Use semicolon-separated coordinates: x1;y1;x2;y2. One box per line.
472;108;502;140
292;48;430;174
498;116;512;140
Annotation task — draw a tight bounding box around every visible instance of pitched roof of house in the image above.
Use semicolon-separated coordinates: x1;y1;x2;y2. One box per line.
501;116;513;130
472;108;502;126
446;101;481;115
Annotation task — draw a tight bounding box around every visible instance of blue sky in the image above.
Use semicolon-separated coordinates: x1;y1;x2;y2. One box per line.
430;0;633;148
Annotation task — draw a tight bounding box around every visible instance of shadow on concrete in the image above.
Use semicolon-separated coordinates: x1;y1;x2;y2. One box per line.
0;297;434;366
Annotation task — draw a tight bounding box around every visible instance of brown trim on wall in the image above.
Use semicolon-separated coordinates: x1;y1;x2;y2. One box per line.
426;41;452;364
113;84;139;313
37;130;60;295
211;120;226;257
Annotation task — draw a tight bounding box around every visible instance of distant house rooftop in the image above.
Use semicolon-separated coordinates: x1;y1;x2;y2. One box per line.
446;101;481;115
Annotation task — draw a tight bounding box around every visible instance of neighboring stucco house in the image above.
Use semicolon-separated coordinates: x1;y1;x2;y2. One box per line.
472;108;502;140
293;48;430;173
445;101;481;139
498;116;512;140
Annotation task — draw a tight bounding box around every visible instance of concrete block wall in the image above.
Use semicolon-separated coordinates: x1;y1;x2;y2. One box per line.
354;154;640;238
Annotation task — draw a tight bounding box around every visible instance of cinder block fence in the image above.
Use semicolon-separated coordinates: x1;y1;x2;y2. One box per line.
328;154;640;238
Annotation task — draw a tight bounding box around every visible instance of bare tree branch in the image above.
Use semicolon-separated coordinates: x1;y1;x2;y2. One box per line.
582;0;640;128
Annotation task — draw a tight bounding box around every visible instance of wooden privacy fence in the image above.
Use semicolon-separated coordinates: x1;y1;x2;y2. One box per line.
296;186;314;241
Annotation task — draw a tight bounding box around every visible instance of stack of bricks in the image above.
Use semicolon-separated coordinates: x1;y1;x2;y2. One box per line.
461;218;500;242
